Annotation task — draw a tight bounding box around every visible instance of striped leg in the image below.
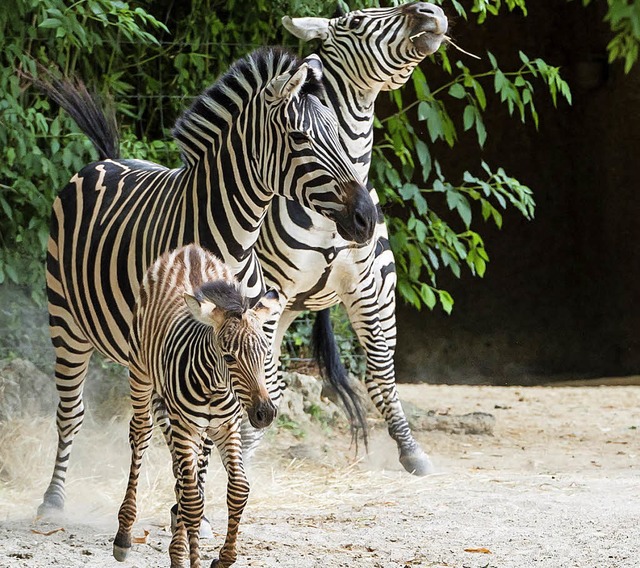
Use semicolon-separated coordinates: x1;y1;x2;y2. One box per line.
155;395;218;541
170;424;205;568
342;268;432;476
38;307;94;516
113;376;153;561
209;420;248;568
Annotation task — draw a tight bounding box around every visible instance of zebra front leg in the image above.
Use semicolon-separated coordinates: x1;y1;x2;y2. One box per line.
344;291;433;476
170;430;206;568
113;381;153;561
209;422;248;568
156;397;215;540
362;340;433;476
38;333;94;516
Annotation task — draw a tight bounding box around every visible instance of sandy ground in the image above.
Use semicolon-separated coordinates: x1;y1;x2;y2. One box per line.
0;382;638;568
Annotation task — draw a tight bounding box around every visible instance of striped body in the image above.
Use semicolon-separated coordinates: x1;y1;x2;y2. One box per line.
114;244;278;568
254;4;448;475
39;47;376;514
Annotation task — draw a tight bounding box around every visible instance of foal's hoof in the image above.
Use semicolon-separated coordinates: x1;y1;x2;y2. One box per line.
170;504;214;538
400;449;434;476
113;543;130;562
113;532;132;562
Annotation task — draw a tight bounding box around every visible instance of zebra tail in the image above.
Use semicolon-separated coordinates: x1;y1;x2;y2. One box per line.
22;65;120;161
311;309;369;452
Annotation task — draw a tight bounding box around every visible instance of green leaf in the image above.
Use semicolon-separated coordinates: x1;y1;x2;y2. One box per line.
420;284;437;310
438;290;454;314
448;83;466;99
463;105;475;131
39;18;62;29
400;183;419;201
398;280;421;309
415;139;432;181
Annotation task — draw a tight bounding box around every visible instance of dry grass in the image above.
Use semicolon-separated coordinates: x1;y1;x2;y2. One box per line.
0;407;411;528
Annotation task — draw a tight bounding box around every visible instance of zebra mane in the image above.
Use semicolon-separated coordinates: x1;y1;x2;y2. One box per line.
172;47;324;162
196;280;248;318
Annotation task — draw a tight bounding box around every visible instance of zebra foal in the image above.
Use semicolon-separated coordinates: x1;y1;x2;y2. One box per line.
114;244;278;568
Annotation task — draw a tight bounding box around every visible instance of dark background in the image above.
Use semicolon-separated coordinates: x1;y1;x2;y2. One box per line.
394;1;639;384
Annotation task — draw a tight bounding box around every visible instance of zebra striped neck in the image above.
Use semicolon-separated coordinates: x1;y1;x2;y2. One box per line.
319;55;377;182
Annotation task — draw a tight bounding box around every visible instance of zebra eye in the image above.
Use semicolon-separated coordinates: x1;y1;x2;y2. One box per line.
349;16;363;29
223;354;236;364
289;131;311;146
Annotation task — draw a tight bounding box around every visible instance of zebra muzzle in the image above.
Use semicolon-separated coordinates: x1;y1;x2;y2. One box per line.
248;398;277;429
335;181;377;244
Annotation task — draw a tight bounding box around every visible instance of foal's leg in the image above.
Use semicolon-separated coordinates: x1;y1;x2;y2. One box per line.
209;420;248;568
113;375;153;561
156;396;215;539
169;424;205;568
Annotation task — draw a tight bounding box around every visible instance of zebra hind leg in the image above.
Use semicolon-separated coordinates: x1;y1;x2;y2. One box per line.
38;338;94;516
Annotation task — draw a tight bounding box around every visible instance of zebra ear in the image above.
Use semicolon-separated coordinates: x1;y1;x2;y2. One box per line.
303;54;324;84
282;16;330;42
252;288;281;325
184;293;226;330
272;62;310;100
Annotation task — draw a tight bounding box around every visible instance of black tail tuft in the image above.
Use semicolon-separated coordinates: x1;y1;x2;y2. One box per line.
312;308;369;451
21;65;120;161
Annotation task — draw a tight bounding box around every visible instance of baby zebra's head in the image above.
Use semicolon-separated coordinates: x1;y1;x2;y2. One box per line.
185;282;280;429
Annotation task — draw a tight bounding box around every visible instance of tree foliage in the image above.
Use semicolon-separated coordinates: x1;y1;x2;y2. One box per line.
581;0;640;72
0;0;635;315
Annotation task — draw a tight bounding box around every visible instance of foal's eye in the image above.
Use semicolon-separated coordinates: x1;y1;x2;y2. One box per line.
349;16;363;28
223;354;236;364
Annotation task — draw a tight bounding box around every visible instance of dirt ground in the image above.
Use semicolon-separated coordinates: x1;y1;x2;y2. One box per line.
0;381;638;568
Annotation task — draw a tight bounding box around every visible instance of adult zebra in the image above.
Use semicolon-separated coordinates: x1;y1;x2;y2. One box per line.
115;244;279;568
38;47;377;515
253;3;448;475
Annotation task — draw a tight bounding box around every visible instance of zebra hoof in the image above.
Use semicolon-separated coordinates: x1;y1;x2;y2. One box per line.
113;543;130;562
399;449;434;476
37;497;64;520
170;504;214;539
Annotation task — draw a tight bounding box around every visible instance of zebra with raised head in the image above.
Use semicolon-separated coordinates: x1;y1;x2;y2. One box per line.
253;3;448;475
114;244;278;568
37;46;377;515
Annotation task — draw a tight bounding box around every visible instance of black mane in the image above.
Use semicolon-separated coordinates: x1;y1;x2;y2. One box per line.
172;47;325;161
196;280;248;318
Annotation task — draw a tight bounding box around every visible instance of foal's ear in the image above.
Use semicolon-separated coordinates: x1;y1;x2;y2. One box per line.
184;293;226;331
252;288;281;325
